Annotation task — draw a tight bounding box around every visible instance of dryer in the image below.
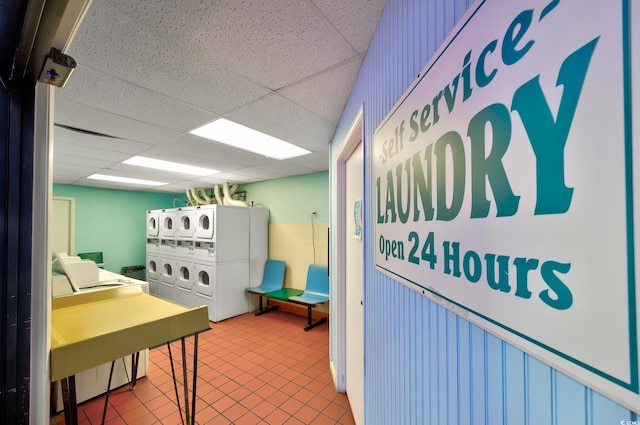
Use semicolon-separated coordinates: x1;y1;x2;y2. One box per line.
175;258;196;308
194;260;249;322
146;210;160;237
146;255;160;281
193;204;215;240
193;205;250;262
176;207;195;239
160;209;178;238
159;256;176;301
176;259;194;291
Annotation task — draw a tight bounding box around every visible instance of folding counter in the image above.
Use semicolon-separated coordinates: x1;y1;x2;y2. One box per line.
50;285;210;424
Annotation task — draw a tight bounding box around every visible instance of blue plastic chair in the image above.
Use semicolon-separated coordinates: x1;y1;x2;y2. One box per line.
288;264;329;331
246;260;286;315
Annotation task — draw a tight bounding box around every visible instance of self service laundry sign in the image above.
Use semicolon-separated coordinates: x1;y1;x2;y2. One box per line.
374;0;640;411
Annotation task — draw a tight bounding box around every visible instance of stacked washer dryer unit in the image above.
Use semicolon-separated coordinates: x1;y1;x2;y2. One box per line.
145;210;161;297
146;205;268;322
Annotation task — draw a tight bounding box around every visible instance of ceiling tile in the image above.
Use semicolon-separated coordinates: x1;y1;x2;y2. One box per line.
288;152;330;171
55;99;180;144
225;94;335;152
52;175;81;185
280;57;363;124
53;153;115;169
100;0;358;90
54;125;152;154
67;0;272;114
196;172;262;185
57;65;218;132
253;159;317;176
53;141;132;162
156;134;271;168
312;0;387;53
108;163;219;182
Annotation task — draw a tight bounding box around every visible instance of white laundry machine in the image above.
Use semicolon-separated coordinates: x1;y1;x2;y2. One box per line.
145;204;266;321
193;205;250;262
159;238;176;254
146;237;160;254
175;239;194;257
193;204;215;240
158;256;176;301
176;207;195;239
146;254;160;279
174;258;197;308
147;278;159;296
146;210;160;237
194;260;249;322
160;209;178;238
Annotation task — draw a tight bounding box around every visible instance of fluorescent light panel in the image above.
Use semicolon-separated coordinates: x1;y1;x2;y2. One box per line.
123;156;219;176
189;118;311;160
87;174;167;186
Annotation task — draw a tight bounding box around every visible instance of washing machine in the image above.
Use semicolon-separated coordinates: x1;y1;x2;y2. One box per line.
160;209;178;238
146;255;160;296
147;278;160;296
158;256;176;301
146;255;160;281
194;261;216;298
146;210;160;237
194;260;249;322
176;207;195;239
174;258;196;307
193;205;250;262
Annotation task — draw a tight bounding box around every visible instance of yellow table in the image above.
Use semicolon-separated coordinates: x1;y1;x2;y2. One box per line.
51;285;210;424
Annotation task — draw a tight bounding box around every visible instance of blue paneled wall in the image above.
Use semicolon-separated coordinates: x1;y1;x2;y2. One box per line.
330;0;638;423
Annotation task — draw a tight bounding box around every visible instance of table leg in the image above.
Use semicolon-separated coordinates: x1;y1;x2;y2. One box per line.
190;333;199;425
130;351;140;389
100;360;116;425
50;381;57;417
167;335;201;425
181;337;191;424
60;375;78;425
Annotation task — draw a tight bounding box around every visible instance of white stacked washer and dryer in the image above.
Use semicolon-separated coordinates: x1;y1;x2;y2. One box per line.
146;205;268;322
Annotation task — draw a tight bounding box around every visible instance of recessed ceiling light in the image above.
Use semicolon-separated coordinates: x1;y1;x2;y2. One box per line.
87;174;167;186
189;118;311;160
123;156;219;176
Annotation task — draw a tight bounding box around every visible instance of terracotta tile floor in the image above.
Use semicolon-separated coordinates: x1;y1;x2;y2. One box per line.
52;310;354;425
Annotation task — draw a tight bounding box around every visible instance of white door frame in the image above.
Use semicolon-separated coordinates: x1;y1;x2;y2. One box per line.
52;196;76;255
334;106;364;393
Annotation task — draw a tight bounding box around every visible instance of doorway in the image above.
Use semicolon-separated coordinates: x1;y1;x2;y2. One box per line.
336;107;364;425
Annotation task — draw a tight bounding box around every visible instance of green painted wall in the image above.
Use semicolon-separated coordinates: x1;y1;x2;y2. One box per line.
52;184;177;274
240;171;329;224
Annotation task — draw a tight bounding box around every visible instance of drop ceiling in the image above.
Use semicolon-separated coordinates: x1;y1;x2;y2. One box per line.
52;0;386;193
